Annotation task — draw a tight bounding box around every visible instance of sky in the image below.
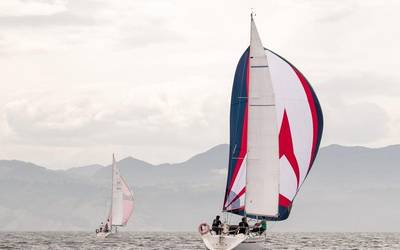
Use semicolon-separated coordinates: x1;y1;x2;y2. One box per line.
0;0;399;169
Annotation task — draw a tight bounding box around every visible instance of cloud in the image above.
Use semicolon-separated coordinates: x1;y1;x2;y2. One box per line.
118;21;183;49
0;0;67;17
0;12;99;27
319;73;400;102
317;72;397;146
0;0;184;55
3;84;226;150
323;101;390;145
0;0;400;168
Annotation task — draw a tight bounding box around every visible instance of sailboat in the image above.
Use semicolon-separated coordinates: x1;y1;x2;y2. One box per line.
96;154;134;238
199;13;323;250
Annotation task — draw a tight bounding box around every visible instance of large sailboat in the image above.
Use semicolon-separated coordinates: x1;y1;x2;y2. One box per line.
199;13;323;250
96;154;134;238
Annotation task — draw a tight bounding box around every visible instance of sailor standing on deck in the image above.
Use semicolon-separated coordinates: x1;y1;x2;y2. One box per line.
104;220;109;233
212;215;222;235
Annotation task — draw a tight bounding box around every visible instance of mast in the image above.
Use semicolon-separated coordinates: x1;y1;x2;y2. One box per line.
245;13;280;217
110;153;115;227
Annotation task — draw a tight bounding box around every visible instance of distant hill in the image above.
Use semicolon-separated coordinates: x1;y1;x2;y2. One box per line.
65;164;104;178
0;144;399;232
92;144;228;187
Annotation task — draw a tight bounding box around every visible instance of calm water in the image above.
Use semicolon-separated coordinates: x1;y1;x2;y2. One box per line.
0;232;399;249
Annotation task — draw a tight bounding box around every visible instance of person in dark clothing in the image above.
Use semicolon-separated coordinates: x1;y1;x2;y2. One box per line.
259;220;267;234
251;220;267;234
104;220;109;233
238;217;249;234
212;215;222;235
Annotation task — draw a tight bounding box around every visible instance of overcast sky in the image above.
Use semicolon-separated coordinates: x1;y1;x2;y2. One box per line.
0;0;399;169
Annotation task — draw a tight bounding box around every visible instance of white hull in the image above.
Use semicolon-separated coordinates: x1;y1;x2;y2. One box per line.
236;236;265;250
201;233;247;250
201;233;265;250
96;232;111;238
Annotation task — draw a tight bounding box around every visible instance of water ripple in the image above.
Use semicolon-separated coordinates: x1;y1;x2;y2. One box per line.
0;232;398;249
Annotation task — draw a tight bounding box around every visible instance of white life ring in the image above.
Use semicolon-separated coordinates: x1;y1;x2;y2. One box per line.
198;223;210;235
222;223;229;234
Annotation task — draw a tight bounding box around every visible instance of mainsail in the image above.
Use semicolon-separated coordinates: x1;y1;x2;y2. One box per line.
223;15;323;220
110;154;134;226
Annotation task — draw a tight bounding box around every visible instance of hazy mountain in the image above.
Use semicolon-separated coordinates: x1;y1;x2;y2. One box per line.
277;144;400;232
92;144;228;187
65;164;105;178
0;144;399;232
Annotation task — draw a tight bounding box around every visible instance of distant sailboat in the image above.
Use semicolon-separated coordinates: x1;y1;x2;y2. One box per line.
96;154;134;238
199;13;323;250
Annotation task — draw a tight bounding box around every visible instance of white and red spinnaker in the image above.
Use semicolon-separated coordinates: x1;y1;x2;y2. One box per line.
223;15;323;220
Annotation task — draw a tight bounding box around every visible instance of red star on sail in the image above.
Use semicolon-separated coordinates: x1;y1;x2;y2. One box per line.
279;110;300;188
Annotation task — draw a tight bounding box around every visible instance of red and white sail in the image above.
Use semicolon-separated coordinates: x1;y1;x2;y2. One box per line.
223;15;323;220
110;154;134;226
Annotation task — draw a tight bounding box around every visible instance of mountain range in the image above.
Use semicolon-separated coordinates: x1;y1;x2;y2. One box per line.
0;144;399;232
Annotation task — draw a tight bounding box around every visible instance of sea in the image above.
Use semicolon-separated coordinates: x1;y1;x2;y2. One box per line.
0;232;399;249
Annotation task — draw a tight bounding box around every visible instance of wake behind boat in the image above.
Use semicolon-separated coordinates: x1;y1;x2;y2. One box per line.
96;154;134;238
199;13;323;250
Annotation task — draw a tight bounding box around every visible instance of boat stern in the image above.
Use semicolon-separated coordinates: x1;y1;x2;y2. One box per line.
201;233;247;250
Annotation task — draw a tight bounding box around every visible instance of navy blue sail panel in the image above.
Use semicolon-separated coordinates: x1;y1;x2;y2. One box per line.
223;48;250;214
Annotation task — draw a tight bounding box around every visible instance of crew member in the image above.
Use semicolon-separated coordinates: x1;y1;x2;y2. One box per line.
238;217;249;234
212;215;222;235
104;220;110;233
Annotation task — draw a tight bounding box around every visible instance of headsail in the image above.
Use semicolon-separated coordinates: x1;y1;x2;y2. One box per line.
110;154;134;226
223;15;323;220
245;14;280;217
